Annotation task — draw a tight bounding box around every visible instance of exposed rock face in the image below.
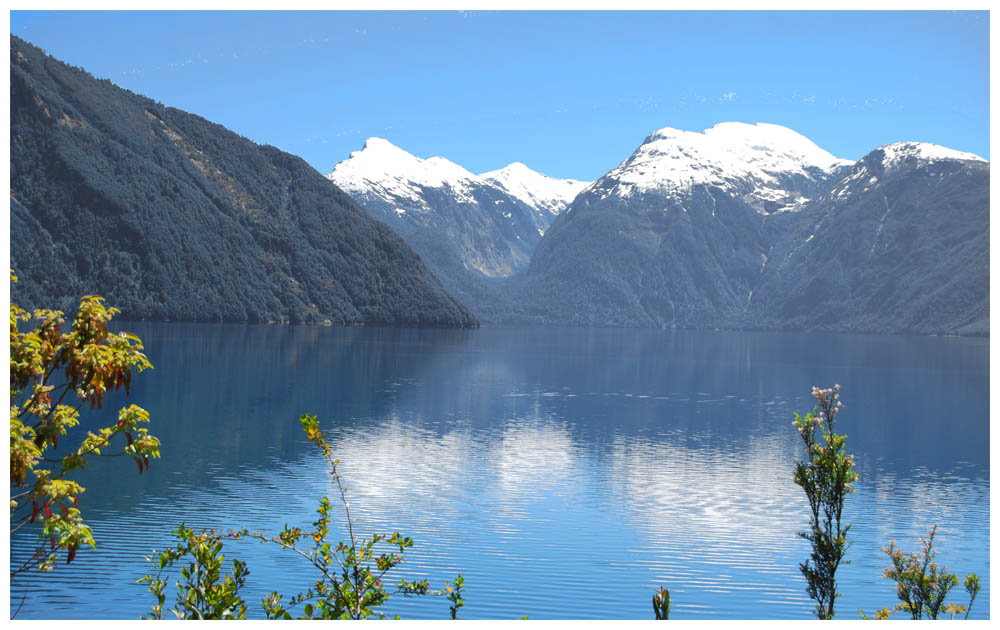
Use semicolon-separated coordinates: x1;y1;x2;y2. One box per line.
10;36;477;327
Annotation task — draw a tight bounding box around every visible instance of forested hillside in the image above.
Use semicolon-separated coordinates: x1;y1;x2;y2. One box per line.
10;36;477;327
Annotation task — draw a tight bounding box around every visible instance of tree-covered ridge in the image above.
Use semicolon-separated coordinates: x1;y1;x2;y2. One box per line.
9;36;477;328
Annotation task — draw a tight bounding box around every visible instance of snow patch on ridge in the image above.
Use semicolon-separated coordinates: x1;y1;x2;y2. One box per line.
878;142;985;167
828;141;986;201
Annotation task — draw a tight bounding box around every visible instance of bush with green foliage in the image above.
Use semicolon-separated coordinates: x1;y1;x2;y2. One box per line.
860;525;980;620
792;384;858;619
139;414;464;620
10;272;159;588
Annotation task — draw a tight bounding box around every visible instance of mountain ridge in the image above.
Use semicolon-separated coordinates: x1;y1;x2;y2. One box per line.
326;123;987;335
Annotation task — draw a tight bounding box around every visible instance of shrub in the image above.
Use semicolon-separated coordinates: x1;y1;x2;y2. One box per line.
10;272;159;591
139;414;464;620
868;525;981;620
653;586;670;619
792;384;858;619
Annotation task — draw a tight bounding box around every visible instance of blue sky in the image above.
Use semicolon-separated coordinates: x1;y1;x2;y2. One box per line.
10;10;990;181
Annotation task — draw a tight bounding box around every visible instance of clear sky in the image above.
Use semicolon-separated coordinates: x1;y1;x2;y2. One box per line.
10;10;990;182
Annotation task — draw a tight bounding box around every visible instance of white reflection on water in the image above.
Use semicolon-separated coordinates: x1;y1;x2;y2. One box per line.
325;417;473;516
601;426;813;615
489;420;581;504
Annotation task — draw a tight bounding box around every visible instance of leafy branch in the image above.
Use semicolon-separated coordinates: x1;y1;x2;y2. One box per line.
138;414;464;620
10;271;160;584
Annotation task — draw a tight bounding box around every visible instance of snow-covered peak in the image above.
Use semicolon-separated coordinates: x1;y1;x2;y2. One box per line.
877;142;986;167
328;137;478;201
480;162;589;218
329;139;589;228
827;141;987;201
598;122;853;213
623;121;851;186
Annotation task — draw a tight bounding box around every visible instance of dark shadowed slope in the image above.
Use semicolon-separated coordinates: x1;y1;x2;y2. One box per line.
9;36;477;327
748;144;989;335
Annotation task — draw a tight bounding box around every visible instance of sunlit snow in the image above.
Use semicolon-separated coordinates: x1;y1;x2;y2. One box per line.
480;161;589;218
327;137;480;211
827;141;985;201
878;141;985;167
597;122;853;213
327;138;588;223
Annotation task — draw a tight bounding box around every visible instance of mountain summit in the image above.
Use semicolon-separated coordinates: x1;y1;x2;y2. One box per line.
480;162;589;233
330;137;481;212
327;138;541;280
594;121;853;214
329;138;588;233
877;141;985;165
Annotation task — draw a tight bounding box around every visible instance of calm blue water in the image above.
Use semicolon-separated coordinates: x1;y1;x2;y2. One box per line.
10;325;989;619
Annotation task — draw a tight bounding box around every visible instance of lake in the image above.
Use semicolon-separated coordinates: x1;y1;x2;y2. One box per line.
10;324;989;619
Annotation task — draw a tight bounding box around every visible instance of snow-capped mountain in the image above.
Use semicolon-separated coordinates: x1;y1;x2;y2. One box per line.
330;138;588;233
480;162;589;234
828;141;986;201
328;137;540;279
749;143;989;334
324;125;987;335
591;122;853;214
510;123;988;335
327;138;590;319
329;137;482;214
878;141;985;167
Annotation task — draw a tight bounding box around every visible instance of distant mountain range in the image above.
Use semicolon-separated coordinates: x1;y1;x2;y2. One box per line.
514;124;988;335
332;123;987;335
9;36;477;327
9;36;989;335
